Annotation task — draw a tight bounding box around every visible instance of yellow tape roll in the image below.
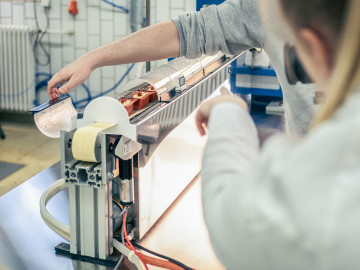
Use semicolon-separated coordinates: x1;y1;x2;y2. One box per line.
72;122;115;162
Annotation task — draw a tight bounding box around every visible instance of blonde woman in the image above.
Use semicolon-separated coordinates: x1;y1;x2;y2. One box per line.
198;0;360;269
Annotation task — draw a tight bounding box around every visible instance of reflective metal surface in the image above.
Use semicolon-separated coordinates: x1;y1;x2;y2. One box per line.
132;62;230;240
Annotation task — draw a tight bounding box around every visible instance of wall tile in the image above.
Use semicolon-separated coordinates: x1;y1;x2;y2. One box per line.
24;2;34;19
87;7;100;35
88;35;101;50
150;7;155;25
100;20;114;44
61;32;75;47
0;2;11;18
48;19;62;44
0;17;11;25
12;4;24;25
100;2;114;21
48;0;61;19
88;68;102;94
76;0;87;20
88;0;101;6
115;64;130;78
37;64;50;74
62;44;75;63
170;9;185;19
49;47;63;75
24;17;37;29
34;3;48;27
156;0;169;22
171;0;184;9
61;4;75;29
185;0;197;11
102;77;116;96
101;65;115;78
74;20;88;48
74;84;90;102
114;64;133;93
75;48;88;59
114;12;127;36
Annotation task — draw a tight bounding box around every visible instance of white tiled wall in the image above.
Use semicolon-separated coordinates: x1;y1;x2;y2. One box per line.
0;0;196;104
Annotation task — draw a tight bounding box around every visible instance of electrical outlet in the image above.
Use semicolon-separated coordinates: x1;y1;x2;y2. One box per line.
41;0;51;8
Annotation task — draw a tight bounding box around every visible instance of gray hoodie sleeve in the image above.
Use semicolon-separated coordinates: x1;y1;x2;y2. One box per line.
173;0;265;59
173;0;317;137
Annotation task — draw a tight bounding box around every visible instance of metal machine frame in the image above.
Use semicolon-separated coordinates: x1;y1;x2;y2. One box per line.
58;53;236;261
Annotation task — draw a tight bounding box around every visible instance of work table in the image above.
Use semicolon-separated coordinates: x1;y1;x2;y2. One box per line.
0;102;285;270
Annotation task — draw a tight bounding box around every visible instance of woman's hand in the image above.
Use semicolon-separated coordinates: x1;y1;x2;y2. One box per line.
195;87;249;136
47;55;96;99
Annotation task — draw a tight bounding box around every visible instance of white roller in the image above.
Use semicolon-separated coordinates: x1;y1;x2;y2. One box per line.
77;96;137;141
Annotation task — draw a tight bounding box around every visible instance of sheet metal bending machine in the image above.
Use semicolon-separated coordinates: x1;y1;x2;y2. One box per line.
35;53;236;265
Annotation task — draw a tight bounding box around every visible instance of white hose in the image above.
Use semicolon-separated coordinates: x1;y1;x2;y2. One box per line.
113;239;146;270
39;178;70;241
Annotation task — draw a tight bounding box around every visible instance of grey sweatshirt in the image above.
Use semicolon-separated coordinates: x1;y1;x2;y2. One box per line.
173;0;316;136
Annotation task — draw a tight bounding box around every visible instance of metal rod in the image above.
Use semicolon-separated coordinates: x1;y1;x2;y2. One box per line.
146;0;151;72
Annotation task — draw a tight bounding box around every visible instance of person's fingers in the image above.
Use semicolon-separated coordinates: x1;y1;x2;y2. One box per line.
195;107;211;136
200;121;208;136
47;72;69;98
220;86;231;96
197;122;206;136
49;88;58;99
195;111;207;136
57;76;80;95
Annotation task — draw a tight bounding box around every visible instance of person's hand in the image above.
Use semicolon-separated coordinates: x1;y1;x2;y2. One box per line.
47;56;95;99
195;87;248;136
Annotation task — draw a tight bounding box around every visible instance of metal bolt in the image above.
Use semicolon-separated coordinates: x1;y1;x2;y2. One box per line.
109;143;114;153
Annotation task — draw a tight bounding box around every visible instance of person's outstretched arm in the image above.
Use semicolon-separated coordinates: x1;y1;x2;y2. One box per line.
48;0;265;99
47;21;180;98
174;0;265;59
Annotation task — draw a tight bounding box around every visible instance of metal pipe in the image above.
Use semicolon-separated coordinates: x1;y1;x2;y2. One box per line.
146;0;151;72
130;0;145;33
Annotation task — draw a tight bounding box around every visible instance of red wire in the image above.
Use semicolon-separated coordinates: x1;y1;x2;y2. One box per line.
123;212;149;270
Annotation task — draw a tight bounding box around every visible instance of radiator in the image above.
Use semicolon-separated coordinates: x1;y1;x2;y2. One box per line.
0;25;35;112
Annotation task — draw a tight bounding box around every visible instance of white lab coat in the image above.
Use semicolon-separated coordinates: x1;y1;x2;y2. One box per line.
201;88;360;270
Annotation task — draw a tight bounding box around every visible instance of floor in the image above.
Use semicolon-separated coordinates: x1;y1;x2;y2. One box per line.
0;121;60;196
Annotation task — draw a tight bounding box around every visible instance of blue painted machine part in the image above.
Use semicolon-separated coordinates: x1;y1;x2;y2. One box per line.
229;61;283;98
196;0;225;10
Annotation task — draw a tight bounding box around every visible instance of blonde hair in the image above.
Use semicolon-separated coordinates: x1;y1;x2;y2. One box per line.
312;0;360;126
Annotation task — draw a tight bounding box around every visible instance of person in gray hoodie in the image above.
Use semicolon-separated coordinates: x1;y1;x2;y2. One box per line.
48;0;316;136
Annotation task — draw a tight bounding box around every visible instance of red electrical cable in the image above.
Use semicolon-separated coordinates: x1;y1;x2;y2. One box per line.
124;243;186;270
123;212;149;270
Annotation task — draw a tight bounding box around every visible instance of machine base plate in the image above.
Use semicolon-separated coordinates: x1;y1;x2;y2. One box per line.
55;242;120;267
